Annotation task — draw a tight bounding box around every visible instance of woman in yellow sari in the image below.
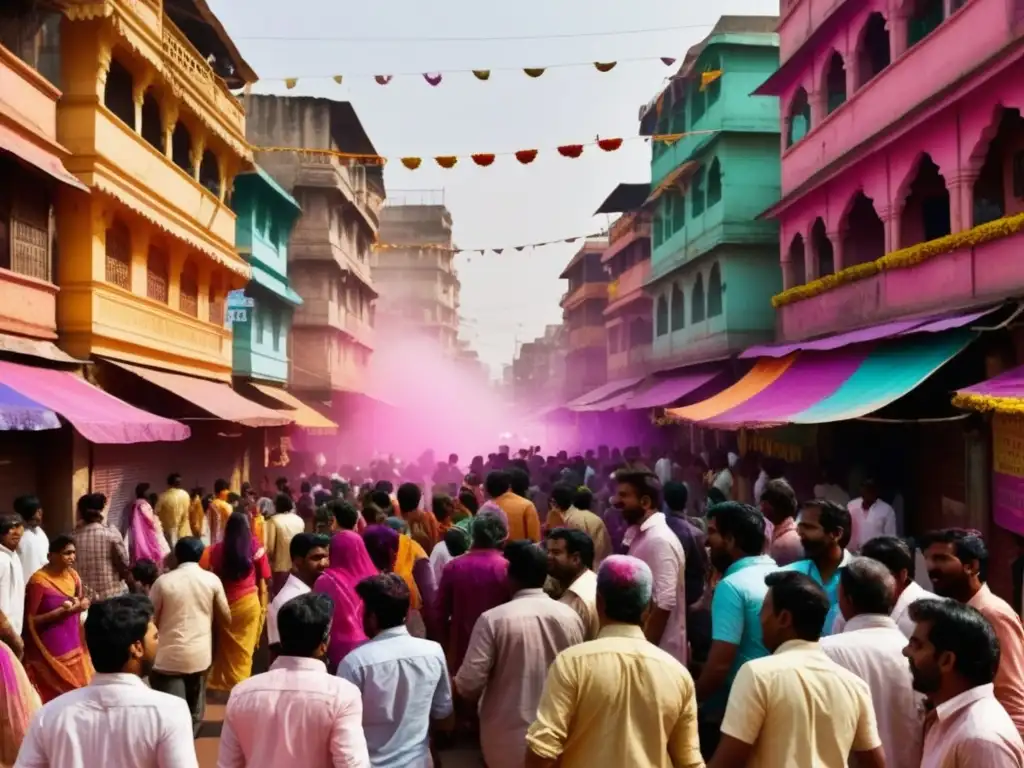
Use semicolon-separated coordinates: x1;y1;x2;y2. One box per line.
201;511;269;691
365;523;435;637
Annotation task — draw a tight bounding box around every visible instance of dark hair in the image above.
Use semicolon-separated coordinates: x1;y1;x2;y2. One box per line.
457;489;479;515
707;502;766;556
274;493;295;515
918;528;989;569
840;556;895;615
131;559;159;587
356;573;410;631
174;537;205;564
444;527;470;558
369;490;392;511
278;592;335;657
396;482;422;514
764;570;830;641
290;532;330;560
860;536;915;580
0;514;23;537
314;490;333;508
572;487;593;511
214;479;230;494
330;500;360;530
908;599;1000;687
663;481;688;512
134;482;150;500
13;495;41;522
509;467;531;496
49;533;75;554
706;487;727;506
504;540;549;589
167;473;182;488
300;481;312;494
614;469;662;509
760;479;797;519
85;594;154;673
485;470;512;498
220;511;254;581
432;494;453;521
801;499;851;545
550;483;574;512
77;493;107;523
374;480;394;495
547;527;595;570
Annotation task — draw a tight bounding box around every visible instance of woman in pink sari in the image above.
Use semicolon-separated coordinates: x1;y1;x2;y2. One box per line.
313;530;377;672
123;483;169;569
0;639;39;767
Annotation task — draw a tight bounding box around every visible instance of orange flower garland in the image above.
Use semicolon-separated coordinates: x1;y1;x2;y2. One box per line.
400;157;422;170
434;156;458;169
472;153;496;167
597;138;623;152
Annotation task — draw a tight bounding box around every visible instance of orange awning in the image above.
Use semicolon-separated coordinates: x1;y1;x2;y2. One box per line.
249;383;338;433
668;356;795;422
0;119;88;192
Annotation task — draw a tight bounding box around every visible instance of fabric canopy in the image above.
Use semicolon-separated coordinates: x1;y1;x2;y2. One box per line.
953;364;1024;415
0;382;60;432
109;361;293;428
250;383;338;432
0;361;188;443
626;370;725;410
669;329;975;428
0;119;88;192
566;376;645;411
741;308;995;359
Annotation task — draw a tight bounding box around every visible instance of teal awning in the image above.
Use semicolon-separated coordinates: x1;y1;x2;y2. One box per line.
250;267;303;306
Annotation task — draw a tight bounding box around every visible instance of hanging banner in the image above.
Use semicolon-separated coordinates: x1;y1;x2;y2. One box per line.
993;413;1024;534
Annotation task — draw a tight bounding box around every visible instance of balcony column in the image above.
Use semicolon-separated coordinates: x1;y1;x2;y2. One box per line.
809;89;826;128
888;4;910;61
878;205;901;253
190;133;207;184
947;171;979;233
94;40;112;100
130;226;150;296
197;263;213;322
131;71;154;135
804;224;819;281
167;245;186;310
161;101;179;161
828;228;846;271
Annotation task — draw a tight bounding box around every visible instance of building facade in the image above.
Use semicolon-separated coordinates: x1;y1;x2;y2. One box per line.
375;196;460;354
512;324;566;410
641;16;782;371
559;240;609;400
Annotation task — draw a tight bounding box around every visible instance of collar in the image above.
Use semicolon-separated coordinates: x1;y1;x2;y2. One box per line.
270;656;330;673
968;583;992;609
286;573;311;590
597;624;646;641
568;568;597;595
640;511;666;533
844;613;900;633
774;639;822;655
90;673;147;689
0;543;13;557
772;517;797;539
513;588;547;600
724;555;775;578
936;683;996;722
176;562;201;571
372;626;410;642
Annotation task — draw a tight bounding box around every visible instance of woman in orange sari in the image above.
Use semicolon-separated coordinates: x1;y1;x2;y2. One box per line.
22;534;93;703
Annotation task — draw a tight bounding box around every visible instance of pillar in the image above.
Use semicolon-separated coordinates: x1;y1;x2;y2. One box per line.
888;7;909;62
947;171;979;233
805;225;819;280
130;225;150;296
877;205;897;253
191;132;206;183
809;89;826;129
131;71;153;136
161;100;179;161
197;261;212;322
167;244;186;309
828;228;846;272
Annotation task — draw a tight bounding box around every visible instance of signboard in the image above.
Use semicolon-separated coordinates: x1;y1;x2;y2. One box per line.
993;413;1024;534
227;289;254;308
226;308;248;324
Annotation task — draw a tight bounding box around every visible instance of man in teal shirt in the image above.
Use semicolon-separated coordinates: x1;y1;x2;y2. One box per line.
695;501;777;758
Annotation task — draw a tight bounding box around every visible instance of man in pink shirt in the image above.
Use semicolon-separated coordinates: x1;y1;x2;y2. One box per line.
760;479;804;567
218;593;370;767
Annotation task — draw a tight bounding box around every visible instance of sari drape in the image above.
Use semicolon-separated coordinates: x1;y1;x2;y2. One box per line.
22;569;93;703
313;531;377;669
0;641;39;768
396;535;426;611
124;499;170;567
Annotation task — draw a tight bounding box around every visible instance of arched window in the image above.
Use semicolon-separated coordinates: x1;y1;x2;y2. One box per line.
811;218;834;277
692;273;706;323
171;122;192;175
103;58;135;129
655;294;669;336
670;283;685;331
825;51;847;114
900;154;950;246
146;244;168;303
707;158;722;207
199;149;221;198
907;0;945;47
857;13;890;87
973;107;1024;226
208;272;224;325
707;263;723;317
140;92;163;152
787;234;807;287
691;167;706;218
842;192;886;267
105;220;132;290
787;88;811;147
179;259;198;317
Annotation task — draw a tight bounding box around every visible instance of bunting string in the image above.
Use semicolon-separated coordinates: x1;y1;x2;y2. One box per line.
254;130;717;169
373;231;610;256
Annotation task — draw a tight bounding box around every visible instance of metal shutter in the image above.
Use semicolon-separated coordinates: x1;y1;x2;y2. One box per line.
91;443;170;531
0;432;41;507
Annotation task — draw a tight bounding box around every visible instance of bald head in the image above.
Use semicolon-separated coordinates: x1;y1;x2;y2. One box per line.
597;555;653;626
839;556;896;619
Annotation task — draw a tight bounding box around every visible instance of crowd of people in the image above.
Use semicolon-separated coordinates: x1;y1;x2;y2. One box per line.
0;445;1023;766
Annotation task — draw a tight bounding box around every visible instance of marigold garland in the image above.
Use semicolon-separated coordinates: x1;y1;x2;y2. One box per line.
951;392;1024;415
771;211;1024;308
557;144;584;158
435;156;458;169
400;157;422;170
597;138;624;152
472;153;496;167
515;149;539;164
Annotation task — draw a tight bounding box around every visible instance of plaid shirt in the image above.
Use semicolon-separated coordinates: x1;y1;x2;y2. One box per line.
74;522;129;601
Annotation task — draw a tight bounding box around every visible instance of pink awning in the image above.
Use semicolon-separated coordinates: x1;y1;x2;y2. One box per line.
0;360;189;443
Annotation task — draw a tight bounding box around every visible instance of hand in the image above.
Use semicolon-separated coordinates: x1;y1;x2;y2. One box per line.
76;598;91;614
60;599;75;614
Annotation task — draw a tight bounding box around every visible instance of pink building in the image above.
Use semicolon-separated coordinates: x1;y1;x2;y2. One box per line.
757;0;1024;342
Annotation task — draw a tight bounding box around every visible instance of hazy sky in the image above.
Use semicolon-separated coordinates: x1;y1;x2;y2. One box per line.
210;0;777;375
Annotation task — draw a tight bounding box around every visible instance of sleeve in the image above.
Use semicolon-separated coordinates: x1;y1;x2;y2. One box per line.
593;521;613;566
159;698;200;768
431;656;455;720
217;705;244;768
525;502;541;543
150;580;164;624
850;680;882;751
453;615;495;700
336;656;361;687
647;537;682;612
412;557;437;629
330;690;371;768
525;654;577;760
883;506;897;537
214;581;231;627
111;529;130;572
667;675;704;768
263;520;277;567
710;580;745;645
953;737;1024;764
254;548;272;581
266;599;281;646
719;663;767;746
12;710;47;768
988;611;1024;733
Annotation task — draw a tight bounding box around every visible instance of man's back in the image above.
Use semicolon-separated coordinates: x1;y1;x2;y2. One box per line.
267;512;305;572
526;625;702;768
438;550;509;670
968;584;1024;736
338;627;451;768
455;591;584;768
15;674;197;768
821;615;925;768
151;563;228;674
494;492;540;542
218;657;369;768
156;488;191;544
74;522;128;601
562;508;612;565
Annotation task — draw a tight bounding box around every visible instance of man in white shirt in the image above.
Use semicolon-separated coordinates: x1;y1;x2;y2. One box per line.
15;593;198;768
822;556;925;768
546;527;600;640
847;479;896;552
14;496;48;580
265;493;307;596
148;537;230;735
0;514;25;639
267;532;330;653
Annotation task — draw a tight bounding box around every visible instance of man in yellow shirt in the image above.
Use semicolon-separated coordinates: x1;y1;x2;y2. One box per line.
208;479;233;545
155;473;192;548
709;571;885;768
525;554;703;768
545;484;612;566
